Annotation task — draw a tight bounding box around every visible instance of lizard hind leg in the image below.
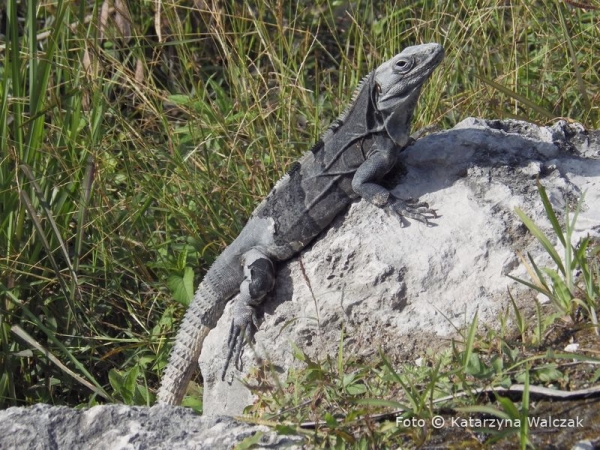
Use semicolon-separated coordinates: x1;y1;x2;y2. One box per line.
221;249;275;381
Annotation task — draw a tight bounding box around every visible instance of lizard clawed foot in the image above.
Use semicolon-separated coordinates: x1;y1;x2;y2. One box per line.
387;197;437;226
221;303;258;381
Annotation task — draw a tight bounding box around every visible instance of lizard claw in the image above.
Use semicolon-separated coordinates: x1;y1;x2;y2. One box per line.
221;303;258;381
388;197;437;226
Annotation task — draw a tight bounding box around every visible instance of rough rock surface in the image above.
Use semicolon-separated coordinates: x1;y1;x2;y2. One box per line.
0;404;302;449
200;118;600;415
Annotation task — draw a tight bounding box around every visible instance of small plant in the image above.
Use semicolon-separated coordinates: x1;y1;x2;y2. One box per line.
457;369;533;449
511;181;599;332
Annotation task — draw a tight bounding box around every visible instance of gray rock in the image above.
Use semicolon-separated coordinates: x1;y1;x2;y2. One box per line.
572;440;594;450
200;118;600;415
571;440;596;450
0;404;302;449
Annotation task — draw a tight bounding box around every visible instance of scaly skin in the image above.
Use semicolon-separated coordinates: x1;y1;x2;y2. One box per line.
157;43;444;406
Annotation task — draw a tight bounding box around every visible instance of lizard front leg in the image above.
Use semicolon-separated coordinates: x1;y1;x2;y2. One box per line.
351;137;436;225
221;248;275;380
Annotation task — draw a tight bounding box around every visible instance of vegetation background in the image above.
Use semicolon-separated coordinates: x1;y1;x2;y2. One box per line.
0;0;598;417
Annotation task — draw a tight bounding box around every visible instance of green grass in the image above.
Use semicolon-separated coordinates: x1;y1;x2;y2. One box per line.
0;0;598;437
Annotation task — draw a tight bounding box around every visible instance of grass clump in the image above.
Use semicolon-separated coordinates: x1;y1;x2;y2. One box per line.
0;0;598;415
512;182;600;329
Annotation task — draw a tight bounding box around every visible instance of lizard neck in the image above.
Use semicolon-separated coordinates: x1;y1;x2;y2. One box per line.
382;86;422;147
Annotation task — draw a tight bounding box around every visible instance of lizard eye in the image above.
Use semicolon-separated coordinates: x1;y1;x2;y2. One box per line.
394;57;413;73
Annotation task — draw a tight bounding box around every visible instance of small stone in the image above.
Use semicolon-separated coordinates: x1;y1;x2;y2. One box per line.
564;342;579;353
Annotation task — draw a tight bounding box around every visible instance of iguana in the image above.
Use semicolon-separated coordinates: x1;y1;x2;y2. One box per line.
157;43;444;406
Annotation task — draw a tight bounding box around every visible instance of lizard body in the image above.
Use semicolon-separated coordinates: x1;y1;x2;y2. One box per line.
157;43;444;406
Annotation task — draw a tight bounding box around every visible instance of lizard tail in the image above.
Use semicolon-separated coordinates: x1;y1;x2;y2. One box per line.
157;278;224;405
156;317;210;405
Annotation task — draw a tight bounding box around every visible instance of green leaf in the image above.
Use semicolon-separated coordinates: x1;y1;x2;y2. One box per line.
496;395;521;420
508;288;525;335
463;311;478;373
122;365;139;404
535;181;565;247
181;395;203;413
507;274;550;297
134;384;153;406
275;424;298;435
465;353;482;375
534;364;563;383
542;268;572;313
108;369;131;403
290;341;306;362
501;343;519;364
491;355;504;374
519;369;531;449
528;253;553;294
548;352;600;364
236;431;265;450
324;411;338;427
342;372;355;387
109;366;140;404
497;377;513;389
167;267;195;306
515;371;528;384
108;369;123;393
514;207;565;275
466;353;494;379
346;382;367;395
167;94;193;106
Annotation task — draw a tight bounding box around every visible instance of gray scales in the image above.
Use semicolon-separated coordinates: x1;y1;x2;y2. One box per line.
157;43;445;406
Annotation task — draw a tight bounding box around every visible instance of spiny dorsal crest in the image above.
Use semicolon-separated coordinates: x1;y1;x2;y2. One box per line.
320;71;374;142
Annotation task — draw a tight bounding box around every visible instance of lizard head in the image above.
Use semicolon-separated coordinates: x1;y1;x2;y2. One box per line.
373;43;444;146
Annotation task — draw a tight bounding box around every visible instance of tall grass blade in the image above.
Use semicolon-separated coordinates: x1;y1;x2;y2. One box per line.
535;181;565;247
7;0;24;155
463;310;478;374
475;75;555;120
508;288;525;340
11;325;112;401
380;351;420;412
25;0;69;161
542;268;572;314
72;153;95;274
1;285;110;400
18;189;81;329
555;1;591;111
514;208;565;275
19;164;79;286
519;369;531;449
18;191;68;293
